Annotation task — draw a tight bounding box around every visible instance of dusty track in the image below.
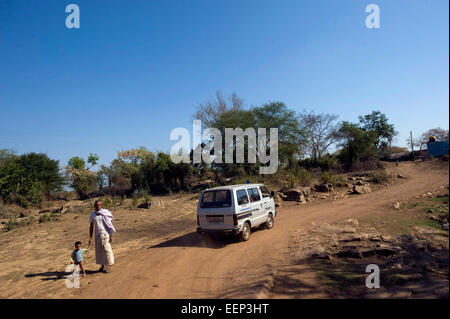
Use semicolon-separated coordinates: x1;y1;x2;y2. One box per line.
59;160;448;299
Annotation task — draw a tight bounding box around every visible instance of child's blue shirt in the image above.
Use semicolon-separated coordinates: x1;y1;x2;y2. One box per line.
72;249;85;263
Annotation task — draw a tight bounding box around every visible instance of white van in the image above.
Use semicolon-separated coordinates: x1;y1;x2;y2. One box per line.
196;184;276;241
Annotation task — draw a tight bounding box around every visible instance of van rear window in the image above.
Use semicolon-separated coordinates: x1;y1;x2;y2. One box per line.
200;190;231;208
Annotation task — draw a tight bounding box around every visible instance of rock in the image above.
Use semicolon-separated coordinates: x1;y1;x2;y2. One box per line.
355;181;367;186
360;248;377;257
283;189;306;202
315;183;334;193
337;248;362;259
397;174;406;178
300;186;311;198
369;235;382;242
339;233;367;242
52;206;64;214
353;185;371;194
375;245;400;256
341;225;357;233
347;218;359;226
427;208;434;213
138;202;151;209
393;202;401;210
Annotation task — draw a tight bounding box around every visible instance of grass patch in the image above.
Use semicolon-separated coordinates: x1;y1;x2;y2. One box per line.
430;196;449;205
358;214;442;236
316;267;365;287
371;170;391;184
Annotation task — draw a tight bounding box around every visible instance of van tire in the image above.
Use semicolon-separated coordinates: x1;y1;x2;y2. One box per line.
265;213;274;229
239;222;251;241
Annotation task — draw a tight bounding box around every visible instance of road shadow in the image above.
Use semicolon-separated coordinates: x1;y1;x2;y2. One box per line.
148;231;239;249
25;269;98;281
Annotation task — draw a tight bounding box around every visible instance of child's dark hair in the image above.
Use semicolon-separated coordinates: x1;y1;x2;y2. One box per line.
74;241;82;247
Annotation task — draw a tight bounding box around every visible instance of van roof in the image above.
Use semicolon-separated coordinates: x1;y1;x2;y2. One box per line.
203;184;265;192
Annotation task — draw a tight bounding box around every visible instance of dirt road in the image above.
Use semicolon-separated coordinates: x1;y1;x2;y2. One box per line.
57;160;447;299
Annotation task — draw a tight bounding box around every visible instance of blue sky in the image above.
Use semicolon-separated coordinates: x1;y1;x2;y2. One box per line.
0;0;448;167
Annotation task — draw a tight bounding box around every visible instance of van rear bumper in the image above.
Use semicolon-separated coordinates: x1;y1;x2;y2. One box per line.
197;226;240;235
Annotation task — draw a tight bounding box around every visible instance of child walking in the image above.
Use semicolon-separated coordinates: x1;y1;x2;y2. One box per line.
71;241;88;277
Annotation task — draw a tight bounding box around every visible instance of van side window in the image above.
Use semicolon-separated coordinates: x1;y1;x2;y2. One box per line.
259;186;271;198
247;187;261;202
236;189;249;206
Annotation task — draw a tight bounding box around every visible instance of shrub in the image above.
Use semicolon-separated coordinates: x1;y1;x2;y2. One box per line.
295;167;313;187
102;197;111;207
27;216;35;225
371;171;391;184
321;172;345;186
142;194;152;206
38;212;58;223
132;196;139;209
4;216;17;232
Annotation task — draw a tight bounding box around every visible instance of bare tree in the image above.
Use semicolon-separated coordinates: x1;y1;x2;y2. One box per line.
419;127;449;144
193;91;245;127
298;110;340;159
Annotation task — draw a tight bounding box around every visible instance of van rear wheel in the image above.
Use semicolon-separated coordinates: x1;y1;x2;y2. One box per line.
239;222;251;241
265;213;274;229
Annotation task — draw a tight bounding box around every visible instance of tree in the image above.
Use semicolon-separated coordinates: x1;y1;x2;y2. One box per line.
337;121;378;169
359;111;397;152
87;153;99;168
419;128;449;144
0;150;59;207
17;152;64;197
253;102;307;169
193;91;245;127
67;156;85;170
298;110;339;159
65;156;97;199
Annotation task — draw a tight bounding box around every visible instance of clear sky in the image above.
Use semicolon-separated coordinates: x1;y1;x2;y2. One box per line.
0;0;448;167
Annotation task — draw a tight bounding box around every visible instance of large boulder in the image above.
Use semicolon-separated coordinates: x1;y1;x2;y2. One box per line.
284;189;306;202
353;185;371;194
300;186;311;198
315;183;334;193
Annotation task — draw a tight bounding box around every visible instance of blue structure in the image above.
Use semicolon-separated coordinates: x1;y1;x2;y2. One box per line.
427;141;449;157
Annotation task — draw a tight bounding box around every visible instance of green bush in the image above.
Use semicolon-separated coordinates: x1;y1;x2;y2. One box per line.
321;172;345;186
38;212;58;223
4;216;17;232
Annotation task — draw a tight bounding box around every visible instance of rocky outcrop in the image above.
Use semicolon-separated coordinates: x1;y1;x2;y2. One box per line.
315;183;334;193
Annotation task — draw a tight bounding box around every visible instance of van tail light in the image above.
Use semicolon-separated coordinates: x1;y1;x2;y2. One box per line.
233;215;238;226
197;215;200;225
